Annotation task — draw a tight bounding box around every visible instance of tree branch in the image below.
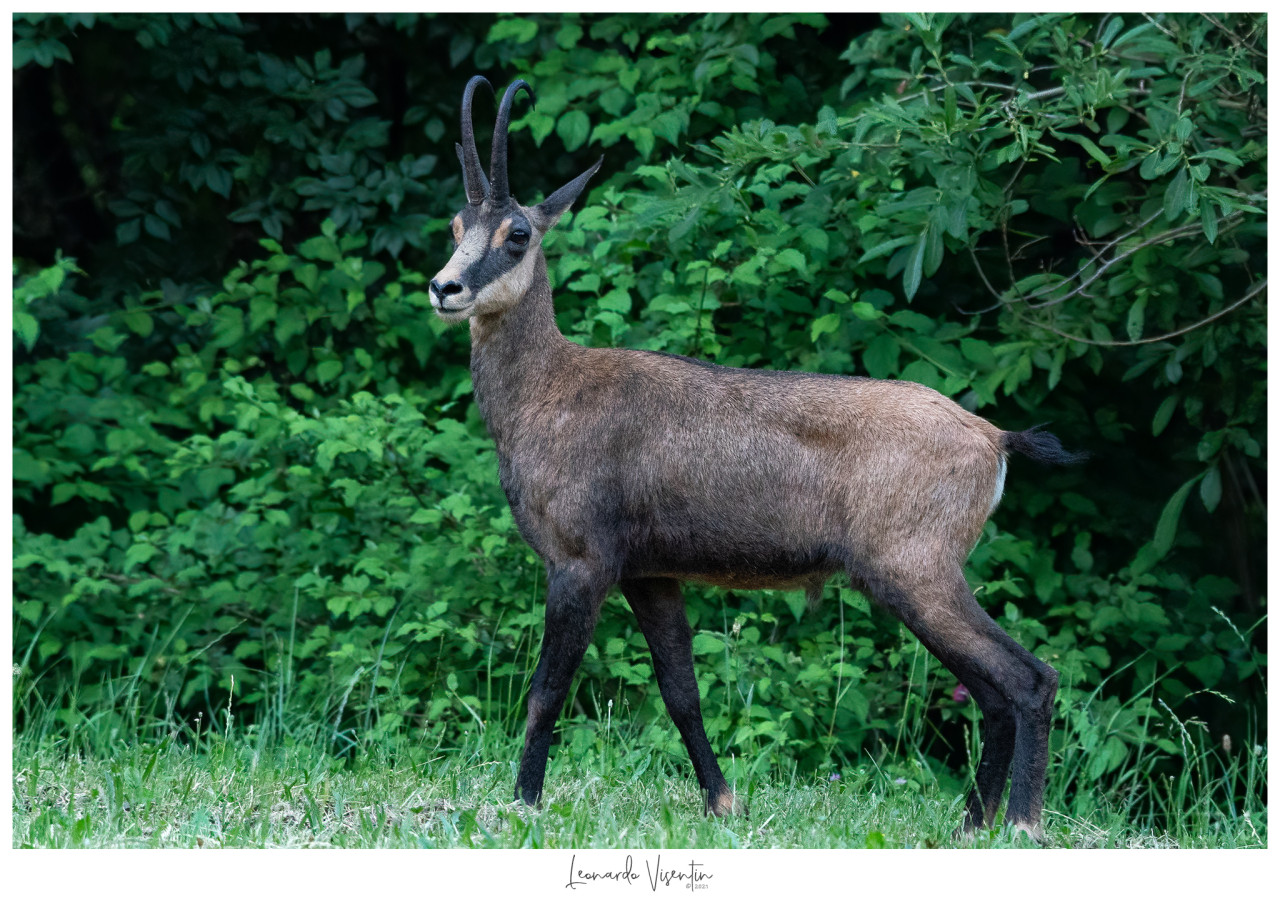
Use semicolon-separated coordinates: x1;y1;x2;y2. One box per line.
1024;279;1266;347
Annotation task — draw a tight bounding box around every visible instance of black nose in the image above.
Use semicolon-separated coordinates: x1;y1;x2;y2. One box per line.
431;279;463;298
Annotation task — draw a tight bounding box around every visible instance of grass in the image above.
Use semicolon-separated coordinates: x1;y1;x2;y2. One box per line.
11;716;1266;849
11;605;1267;850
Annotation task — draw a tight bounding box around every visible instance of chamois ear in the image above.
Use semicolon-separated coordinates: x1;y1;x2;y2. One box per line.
530;157;603;233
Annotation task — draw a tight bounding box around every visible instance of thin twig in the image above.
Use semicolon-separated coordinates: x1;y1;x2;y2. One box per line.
1200;13;1245;49
1025;279;1265;347
1024;216;1224;310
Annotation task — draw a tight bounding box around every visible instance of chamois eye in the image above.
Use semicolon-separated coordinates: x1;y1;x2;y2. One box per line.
509;228;530;247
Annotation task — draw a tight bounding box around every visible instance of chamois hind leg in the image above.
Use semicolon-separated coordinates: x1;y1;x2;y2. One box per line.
515;562;611;808
866;563;1057;841
621;577;737;816
957;677;1017;830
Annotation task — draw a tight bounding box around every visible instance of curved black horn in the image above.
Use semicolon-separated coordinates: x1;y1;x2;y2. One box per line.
489;79;534;206
460;75;492;205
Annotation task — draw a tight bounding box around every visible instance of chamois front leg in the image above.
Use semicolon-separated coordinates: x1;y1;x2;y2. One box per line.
621;577;739;816
515;563;610;808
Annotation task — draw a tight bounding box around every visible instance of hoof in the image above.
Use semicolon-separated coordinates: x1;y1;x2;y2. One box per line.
707;790;744;817
1010;821;1046;845
952;820;1046;846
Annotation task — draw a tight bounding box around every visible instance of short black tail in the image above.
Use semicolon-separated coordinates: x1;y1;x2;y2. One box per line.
1002;425;1088;465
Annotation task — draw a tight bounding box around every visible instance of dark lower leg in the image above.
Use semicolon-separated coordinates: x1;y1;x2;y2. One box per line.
515;564;609;807
868;565;1051;837
1004;662;1058;835
960;684;1016;830
621;577;735;814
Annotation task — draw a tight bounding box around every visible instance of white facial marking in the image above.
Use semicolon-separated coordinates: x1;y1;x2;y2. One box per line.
472;236;540;314
431;223;490;316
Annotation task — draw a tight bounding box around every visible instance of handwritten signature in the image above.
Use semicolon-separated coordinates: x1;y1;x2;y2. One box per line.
566;854;713;891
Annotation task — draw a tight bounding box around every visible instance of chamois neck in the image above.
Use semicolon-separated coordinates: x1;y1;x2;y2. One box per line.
469;253;575;443
469;255;563;352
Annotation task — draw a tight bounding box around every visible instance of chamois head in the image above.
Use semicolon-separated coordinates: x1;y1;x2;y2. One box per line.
430;75;602;322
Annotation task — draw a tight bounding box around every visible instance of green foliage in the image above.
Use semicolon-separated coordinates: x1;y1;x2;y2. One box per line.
13;12;1267;830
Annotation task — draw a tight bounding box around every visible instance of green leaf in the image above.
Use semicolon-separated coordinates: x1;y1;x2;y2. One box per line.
1192;147;1244;166
555;23;584;50
849;301;882;321
1152;474;1202;557
1125;293;1147;341
1152;394;1178;436
1185;654;1225;688
691;633;725;655
143;214;171;241
59;423;97;455
888;309;934;333
650;110;684;145
556;110;590;152
526;111;555;146
211;307;244;348
1162;167;1190;221
1200;202;1219;244
774;248;808;276
903;231;926;300
298;235;341;263
316;360;343;384
487;17;538;45
1063;132;1111;166
632;126;655;159
1139;149;1163;180
863;334;900;379
117;218;141;245
123;542;159;574
900;359;942;390
275;306;307;343
14;311;39;351
1199;465;1222;512
122;309;154;337
810;313;840;343
596;288;631;314
206;167;233;197
196;467;235;499
12;39;36;69
858;234;915;264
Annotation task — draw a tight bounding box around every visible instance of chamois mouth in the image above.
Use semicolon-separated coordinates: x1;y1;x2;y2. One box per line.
430;283;476;322
430;291;474;320
434;304;473;323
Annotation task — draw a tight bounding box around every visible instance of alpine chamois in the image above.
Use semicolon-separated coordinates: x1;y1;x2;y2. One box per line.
429;75;1080;841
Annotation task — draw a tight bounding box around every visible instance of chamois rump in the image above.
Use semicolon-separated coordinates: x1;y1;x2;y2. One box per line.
428;75;1080;841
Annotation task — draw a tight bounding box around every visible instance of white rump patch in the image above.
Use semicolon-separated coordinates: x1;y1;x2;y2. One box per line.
989;454;1008;515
